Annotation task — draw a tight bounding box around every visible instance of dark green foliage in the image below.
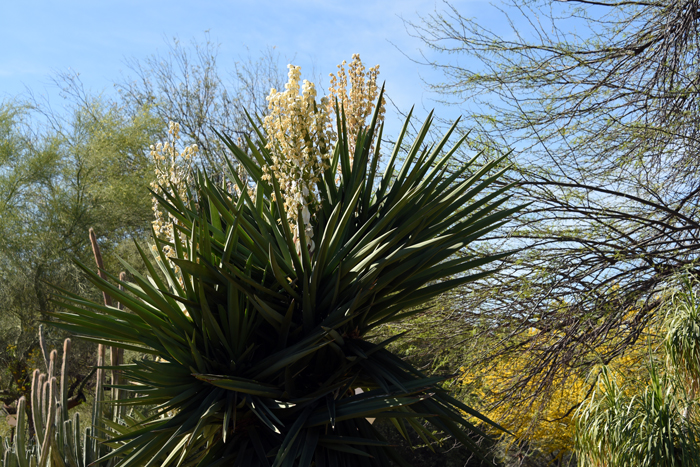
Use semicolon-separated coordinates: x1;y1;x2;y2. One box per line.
52;97;520;466
576;365;700;467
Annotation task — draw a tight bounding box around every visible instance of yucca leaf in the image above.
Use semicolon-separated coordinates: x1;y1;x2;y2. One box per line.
271;405;314;467
252;340;332;381
268;244;300;300
269;171;304;276
194;375;283;398
307;396;420;427
247;427;272;467
318;442;373;458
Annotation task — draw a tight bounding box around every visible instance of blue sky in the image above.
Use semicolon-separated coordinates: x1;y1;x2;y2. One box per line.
0;0;494;132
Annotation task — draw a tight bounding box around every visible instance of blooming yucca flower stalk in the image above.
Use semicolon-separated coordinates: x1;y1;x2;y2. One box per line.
52;67;520;466
150;121;198;258
327;54;385;160
262;64;332;254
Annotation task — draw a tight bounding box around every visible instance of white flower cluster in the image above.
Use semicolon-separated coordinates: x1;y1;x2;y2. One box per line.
262;65;333;252
260;57;385;255
327;54;385;164
149;121;197;259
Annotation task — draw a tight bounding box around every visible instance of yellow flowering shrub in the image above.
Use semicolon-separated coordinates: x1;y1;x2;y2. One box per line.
459;320;660;459
460;353;587;458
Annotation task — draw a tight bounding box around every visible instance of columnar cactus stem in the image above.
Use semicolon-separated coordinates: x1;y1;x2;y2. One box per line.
37;326;49;377
47;351;56;381
88;228;125;425
30;370;41;448
14;398;27;467
3;328;110;467
88;229;112;308
71;412;81;467
111;272;127;424
92;345;105;461
36;375;46;437
60;340;70;423
36;378;56;467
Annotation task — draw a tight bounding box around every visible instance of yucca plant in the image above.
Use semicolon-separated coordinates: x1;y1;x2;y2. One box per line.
665;276;700;403
50;87;520;466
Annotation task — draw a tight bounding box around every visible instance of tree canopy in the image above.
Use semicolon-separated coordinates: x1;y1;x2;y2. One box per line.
404;0;700;450
114;35;286;169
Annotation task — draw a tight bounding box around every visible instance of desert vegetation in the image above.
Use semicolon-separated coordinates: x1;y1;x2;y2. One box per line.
1;1;699;465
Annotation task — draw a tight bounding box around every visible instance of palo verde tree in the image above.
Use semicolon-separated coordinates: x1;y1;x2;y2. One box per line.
404;0;700;431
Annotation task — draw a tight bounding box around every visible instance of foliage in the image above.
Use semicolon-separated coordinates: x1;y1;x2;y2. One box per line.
0;36;287;416
461;352;586;461
0;96;160;398
575;277;700;466
665;276;700;400
51;60;521;465
0;34;291;398
575;364;700;467
370;294;664;463
455;318;657;464
406;0;700;416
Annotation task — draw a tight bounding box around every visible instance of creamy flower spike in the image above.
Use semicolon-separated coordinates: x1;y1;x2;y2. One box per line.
262;56;385;255
263;65;332;253
149;121;197;260
328;54;385;164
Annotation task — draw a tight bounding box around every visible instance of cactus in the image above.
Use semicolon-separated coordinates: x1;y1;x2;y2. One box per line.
1;328;111;467
1;229;128;467
88;229;125;427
